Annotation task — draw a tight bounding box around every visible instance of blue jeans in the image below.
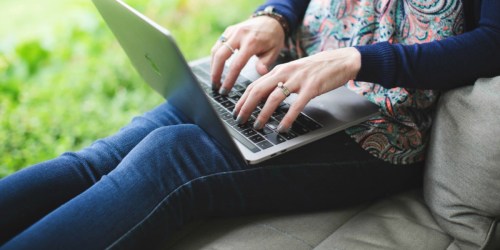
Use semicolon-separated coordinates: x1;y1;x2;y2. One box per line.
0;102;423;249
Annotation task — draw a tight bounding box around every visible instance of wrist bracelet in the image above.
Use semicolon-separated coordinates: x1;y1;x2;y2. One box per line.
252;6;290;37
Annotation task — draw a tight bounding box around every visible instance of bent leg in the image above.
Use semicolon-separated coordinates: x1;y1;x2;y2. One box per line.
111;131;423;249
2;128;422;249
0;102;188;245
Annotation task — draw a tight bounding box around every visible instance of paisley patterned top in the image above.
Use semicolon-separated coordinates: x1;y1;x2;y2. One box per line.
292;0;464;164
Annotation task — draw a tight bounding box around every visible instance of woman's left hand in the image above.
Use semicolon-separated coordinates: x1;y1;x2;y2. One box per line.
233;47;362;133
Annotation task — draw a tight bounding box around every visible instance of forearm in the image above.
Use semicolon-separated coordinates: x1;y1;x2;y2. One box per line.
355;0;500;90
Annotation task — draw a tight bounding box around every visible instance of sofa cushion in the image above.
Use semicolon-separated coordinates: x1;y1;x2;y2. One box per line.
314;190;451;250
424;76;500;249
168;203;368;250
169;190;452;249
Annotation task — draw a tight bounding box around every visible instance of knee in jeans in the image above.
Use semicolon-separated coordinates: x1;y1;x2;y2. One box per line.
138;124;231;179
145;124;208;148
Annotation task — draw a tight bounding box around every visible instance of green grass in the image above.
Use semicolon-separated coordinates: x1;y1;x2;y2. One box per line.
0;0;255;177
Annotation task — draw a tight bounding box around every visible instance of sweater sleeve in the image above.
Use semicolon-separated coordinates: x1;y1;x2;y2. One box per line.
255;0;310;34
355;0;500;90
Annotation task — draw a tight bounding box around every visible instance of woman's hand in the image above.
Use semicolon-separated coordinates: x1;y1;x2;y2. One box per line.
211;16;285;94
233;47;362;133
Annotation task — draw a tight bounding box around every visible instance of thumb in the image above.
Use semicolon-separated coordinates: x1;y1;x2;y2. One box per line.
256;52;277;75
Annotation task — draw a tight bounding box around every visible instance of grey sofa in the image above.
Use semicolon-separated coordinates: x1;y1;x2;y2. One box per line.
167;77;500;250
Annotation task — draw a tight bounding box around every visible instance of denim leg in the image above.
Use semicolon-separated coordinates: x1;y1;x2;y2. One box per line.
1;126;423;250
0;102;188;245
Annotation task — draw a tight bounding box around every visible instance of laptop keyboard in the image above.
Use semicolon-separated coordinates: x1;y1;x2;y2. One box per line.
191;64;323;153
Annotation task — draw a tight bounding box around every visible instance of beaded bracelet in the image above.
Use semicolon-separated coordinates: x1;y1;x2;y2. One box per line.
252;6;290;37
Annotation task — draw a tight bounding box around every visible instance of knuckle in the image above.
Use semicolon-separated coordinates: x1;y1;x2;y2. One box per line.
243;85;253;94
268;91;283;104
250;87;264;97
272;64;284;72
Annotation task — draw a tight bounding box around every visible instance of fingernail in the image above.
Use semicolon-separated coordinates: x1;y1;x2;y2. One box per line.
219;87;229;95
253;120;261;130
277;124;289;133
232;109;238;119
236;115;244;124
212;82;220;90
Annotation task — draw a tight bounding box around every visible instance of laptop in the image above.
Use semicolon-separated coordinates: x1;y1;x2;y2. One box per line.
92;0;380;164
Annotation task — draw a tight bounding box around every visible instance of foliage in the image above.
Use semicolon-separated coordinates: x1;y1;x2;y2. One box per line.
0;0;254;177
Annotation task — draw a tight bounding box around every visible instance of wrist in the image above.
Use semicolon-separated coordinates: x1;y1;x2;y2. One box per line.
348;47;362;80
252;6;290;39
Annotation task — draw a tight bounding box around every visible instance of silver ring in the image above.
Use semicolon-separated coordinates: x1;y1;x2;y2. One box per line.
222;42;235;54
277;82;291;97
218;35;227;43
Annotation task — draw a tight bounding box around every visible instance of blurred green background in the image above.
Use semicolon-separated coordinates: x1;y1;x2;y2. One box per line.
0;0;255;177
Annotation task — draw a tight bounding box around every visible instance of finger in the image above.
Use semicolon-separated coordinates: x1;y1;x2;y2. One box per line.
256;50;280;75
277;92;311;133
234;73;269;115
210;27;234;63
210;27;236;87
210;41;236;89
253;83;289;129
235;77;277;124
232;79;256;117
210;36;225;70
220;46;255;95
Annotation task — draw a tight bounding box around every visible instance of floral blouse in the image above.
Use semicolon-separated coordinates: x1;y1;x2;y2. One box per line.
292;0;465;164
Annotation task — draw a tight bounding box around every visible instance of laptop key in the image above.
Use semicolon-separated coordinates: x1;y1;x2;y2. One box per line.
227;127;260;153
220;101;235;110
234;123;251;132
249;134;265;143
281;130;298;140
215;106;226;114
227;92;241;102
296;114;322;130
242;129;257;138
225;118;238;126
259;126;274;135
257;140;273;150
291;122;310;135
221;111;233;120
265;133;286;145
214;95;228;103
266;119;280;131
206;90;220;98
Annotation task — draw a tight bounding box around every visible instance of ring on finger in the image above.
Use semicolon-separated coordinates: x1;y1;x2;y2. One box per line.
277;82;291;97
218;35;227;43
222;42;235;54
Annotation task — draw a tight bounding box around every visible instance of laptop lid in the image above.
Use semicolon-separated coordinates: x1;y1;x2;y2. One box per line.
92;0;246;164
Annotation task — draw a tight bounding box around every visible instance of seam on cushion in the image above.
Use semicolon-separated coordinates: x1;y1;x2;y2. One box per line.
107;167;263;249
312;203;371;249
257;223;315;249
363;212;448;235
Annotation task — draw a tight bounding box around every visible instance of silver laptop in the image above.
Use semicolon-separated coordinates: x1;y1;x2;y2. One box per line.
92;0;380;164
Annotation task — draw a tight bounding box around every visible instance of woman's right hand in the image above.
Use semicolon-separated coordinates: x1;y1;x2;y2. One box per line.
210;16;286;95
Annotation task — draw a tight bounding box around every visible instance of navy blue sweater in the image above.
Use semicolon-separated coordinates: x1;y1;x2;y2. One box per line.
256;0;500;90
